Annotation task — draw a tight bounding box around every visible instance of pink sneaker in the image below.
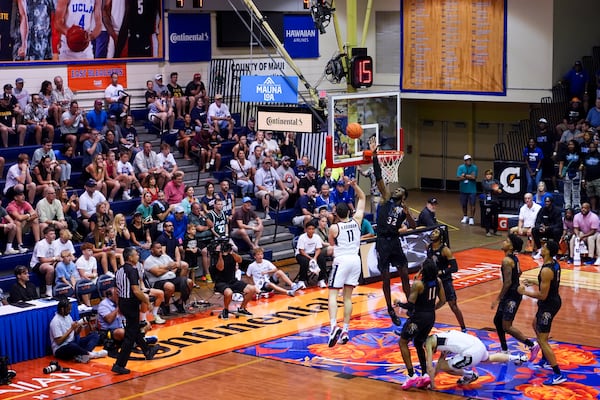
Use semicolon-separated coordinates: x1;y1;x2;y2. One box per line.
416;374;431;388
402;374;420;390
529;342;540;361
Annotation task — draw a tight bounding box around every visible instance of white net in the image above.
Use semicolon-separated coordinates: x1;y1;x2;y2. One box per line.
378;151;404;184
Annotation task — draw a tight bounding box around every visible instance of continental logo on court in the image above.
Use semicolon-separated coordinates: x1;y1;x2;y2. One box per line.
156;297;333;351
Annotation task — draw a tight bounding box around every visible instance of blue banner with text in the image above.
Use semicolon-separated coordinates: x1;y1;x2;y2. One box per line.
240;76;299;104
168;14;211;62
283;15;319;59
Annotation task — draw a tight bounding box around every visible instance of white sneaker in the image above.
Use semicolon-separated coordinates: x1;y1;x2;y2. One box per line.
169;128;179;134
209;159;215;166
4;248;18;255
75;354;90;363
122;191;132;201
318;279;327;288
154;315;166;324
461;216;468;224
287;290;295;297
594;257;600;266
89;350;108;359
106;271;115;278
264;213;271;220
468;217;475;225
18;244;28;253
296;281;306;290
205;162;210;170
532;251;542;260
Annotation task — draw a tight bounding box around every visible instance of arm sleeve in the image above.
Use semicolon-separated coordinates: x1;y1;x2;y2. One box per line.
373;151;382;182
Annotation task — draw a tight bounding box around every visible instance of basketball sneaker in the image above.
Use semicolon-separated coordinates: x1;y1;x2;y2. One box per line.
328;326;341;347
529;342;540;361
340;331;350;345
416;374;431;388
543;373;566;385
401;374;421;390
457;372;478;385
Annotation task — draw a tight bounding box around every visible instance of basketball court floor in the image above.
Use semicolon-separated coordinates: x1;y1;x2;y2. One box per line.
1;191;599;400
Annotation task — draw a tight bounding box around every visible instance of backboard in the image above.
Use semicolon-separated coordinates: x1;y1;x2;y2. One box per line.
326;91;401;168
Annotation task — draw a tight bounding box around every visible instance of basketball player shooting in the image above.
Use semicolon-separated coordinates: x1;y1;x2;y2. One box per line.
55;0;102;60
370;137;416;326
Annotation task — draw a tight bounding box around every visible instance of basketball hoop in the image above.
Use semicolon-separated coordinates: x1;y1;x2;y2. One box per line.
364;150;404;184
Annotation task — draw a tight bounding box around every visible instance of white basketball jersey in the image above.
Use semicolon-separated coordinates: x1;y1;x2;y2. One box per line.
59;0;95;59
333;218;360;258
110;0;126;32
436;330;479;354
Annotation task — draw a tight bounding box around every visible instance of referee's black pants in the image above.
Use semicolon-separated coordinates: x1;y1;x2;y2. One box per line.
115;297;149;368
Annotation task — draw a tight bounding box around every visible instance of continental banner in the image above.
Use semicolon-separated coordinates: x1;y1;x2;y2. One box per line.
401;0;506;94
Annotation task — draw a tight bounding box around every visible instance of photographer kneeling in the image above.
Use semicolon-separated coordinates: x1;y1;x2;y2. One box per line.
209;239;256;319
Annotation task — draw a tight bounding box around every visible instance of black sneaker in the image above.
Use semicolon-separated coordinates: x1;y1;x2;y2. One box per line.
175;302;186;314
111;364;130;375
388;309;402;326
237;307;253;316
160;304;170;316
328;326;342;347
144;346;159;360
219;309;229;319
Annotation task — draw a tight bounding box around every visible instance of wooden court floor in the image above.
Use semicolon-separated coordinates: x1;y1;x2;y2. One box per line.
8;191;600;400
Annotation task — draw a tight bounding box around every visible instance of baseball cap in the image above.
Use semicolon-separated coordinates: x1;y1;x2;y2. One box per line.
539;118;548;123
215;94;223;100
242;196;253;203
108;114;117;120
133;211;143;216
3;83;12;90
336;180;345;186
463;154;472;161
571;97;581;103
174;205;185;213
296;160;305;167
248;117;256;122
282;155;291;161
155;74;163;80
85;178;97;187
427;197;438;204
15;78;23;84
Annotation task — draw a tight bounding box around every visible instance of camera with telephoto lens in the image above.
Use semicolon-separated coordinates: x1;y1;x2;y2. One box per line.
208;236;231;256
43;361;69;374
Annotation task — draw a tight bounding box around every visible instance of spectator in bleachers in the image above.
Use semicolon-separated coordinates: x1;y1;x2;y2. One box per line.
129;211;152;260
232;134;250;158
293;185;318;228
147;91;176;134
167;72;188;119
557;120;582;155
55;250;92;307
263;131;279;156
177;114;195;160
277;155;298;207
60;100;88;150
239;117;257;142
317;166;337;190
416;197;439;228
53;228;77;257
165;205;187;242
586;98;600;129
185;73;207;108
583;142;600;212
152;74;167;96
571;202;599;265
254;156;289;219
164;170;185;206
200;181;216;212
135;260;166;326
36;185;67;235
9;265;39;303
32;156;60;197
39;80;58;125
105;151;122;201
134;141;167;188
331;179;355;214
0;199;19;255
531;196;563;260
556;97;586;137
558;139;582;210
122;115;140;154
562;60;589;101
116;151;142;201
143;242;193;315
156;143;178;182
144;80;157;107
298;166;318;196
249;131;267;157
104;73;129;118
111;216;130;263
55;146;73;191
187;202;212;281
76;242;100;281
52;76;74;121
217;180;235;218
141;174;159;202
190;97;207;128
135;192;155;228
12;78;29;114
279;132;299;162
4;153;36;203
207;197;229;239
0;90;26;147
86;99;108;132
85;153;109;197
156;217;188;274
208;94;234;141
179;185;197;215
231;148;254;196
89;201;111;236
248;144;264;170
58;189;80;235
152;191;175;232
315;183;335;216
581;130;595;154
533;181;553;207
83;223;114;275
561;208;575;261
230;197;264;250
295;220;328;289
32;137;61;176
30;226;58;297
509;193;541;246
82;129;103;171
315;215;333;257
25;93;54;145
535;118;557;191
182;223;200;286
102;115;125;147
523;138;544;193
205;130;222;171
295;159;306;180
7;184;39;251
78;179;107;232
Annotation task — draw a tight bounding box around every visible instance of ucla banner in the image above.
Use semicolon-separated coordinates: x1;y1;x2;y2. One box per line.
283;15;319;59
168;14;211;62
240;76;298;104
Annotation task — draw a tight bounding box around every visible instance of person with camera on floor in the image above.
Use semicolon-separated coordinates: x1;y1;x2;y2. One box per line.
209;239;256;319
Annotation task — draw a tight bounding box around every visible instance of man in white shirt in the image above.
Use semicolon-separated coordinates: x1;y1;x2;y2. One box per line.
78;179;108;231
207;94;233;140
246;247;297;297
104;73;129;118
30;227;59;297
254;157;289;219
509;193;541;243
295;220;328;288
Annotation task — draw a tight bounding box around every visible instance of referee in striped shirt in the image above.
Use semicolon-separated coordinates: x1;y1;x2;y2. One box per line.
112;247;158;374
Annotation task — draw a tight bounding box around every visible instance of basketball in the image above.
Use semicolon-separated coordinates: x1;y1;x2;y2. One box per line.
346;122;363;139
66;25;90;52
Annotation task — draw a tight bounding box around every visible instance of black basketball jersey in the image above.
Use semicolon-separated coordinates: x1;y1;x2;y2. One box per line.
376;200;406;237
428;244;451;281
128;0;159;35
538;260;561;307
414;278;440;313
502;253;522;299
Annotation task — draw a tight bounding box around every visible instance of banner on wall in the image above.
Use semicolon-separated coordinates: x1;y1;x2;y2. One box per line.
168;13;211;62
0;0;164;65
283;15;319;59
240;75;298;103
67;64;128;91
401;0;506;94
